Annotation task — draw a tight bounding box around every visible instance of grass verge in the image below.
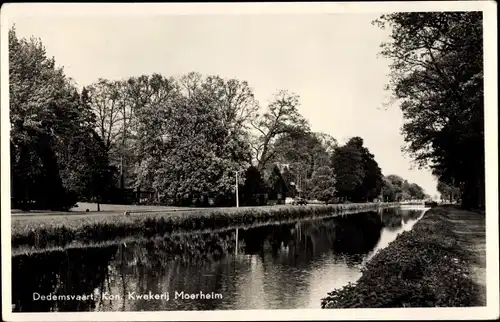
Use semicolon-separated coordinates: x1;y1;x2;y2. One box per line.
11;202;399;253
321;205;486;308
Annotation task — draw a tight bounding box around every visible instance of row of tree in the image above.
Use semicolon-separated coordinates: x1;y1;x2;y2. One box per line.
374;12;484;209
9;26;426;210
437;180;461;203
382;175;428;202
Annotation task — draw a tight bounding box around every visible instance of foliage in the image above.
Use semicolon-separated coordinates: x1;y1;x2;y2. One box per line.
315;132;339;155
86;72;256;205
332;137;383;202
241;166;268;205
250;90;310;172
11;25;432;209
64;131;117;204
408;182;426;200
9;27;114;210
266;164;288;200
309;166;337;202
382;175;426;202
382;176;398;202
331;138;365;200
374;12;484;209
322;207;483;308
437;180;461;202
281;167;296;194
267;131;333;198
86;79;127;154
357;143;384;201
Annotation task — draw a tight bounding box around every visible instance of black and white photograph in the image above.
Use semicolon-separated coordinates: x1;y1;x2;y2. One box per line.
1;2;498;321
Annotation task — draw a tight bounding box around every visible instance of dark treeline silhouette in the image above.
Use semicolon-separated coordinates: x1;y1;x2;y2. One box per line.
374;12;484;209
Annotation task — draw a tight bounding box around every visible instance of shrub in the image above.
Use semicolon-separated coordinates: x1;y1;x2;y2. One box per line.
321;208;483;308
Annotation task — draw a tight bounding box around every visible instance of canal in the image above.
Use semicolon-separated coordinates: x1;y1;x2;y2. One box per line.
12;206;427;312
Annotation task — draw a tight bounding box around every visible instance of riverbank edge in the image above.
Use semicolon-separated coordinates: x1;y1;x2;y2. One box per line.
11;202;400;253
321;205;485;308
11;208;371;256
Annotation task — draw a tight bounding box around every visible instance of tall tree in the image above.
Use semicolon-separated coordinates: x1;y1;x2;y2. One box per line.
124;74;180;192
381;176;397;202
385;175;405;201
86;79;130;188
9;27;113;210
9;27;67;205
250;90;309;172
132;74;253;206
59;90;117;210
86;79;126;154
267;131;332;197
309;166;337;202
9;27;71;210
266;164;287;200
374;12;484;209
242;166;268;205
357;146;384;201
332;137;383;202
331;138;365;201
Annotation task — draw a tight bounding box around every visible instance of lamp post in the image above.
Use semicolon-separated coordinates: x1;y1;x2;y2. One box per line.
235;170;240;208
234;169;243;256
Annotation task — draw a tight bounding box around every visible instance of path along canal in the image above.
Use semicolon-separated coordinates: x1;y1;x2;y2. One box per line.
12;205;428;312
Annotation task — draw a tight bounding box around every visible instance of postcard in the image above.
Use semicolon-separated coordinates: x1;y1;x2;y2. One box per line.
1;2;498;321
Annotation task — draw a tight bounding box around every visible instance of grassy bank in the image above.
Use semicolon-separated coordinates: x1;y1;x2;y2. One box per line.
321;205;486;308
12;210;344;256
12;202;399;252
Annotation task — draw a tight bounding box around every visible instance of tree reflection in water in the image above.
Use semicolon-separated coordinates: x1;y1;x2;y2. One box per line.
12;208;426;311
12;246;117;312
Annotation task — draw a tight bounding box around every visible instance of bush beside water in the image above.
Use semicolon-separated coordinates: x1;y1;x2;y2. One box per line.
321;207;483;308
12;203;399;252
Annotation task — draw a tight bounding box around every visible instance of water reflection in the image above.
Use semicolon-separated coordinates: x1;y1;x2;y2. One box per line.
12;207;427;312
12;246;117;312
363;208;425;264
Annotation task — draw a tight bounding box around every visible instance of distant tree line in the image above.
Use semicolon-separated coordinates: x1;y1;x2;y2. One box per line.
437;180;461;203
374;12;484;209
381;175;428;202
8;26;426;210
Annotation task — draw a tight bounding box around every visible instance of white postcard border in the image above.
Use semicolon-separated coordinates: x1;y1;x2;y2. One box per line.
1;1;498;321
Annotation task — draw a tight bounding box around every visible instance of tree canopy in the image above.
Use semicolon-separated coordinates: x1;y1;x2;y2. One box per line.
9;25;432;209
374;12;484;209
9;27;115;210
331;137;384;202
382;175;426;202
437;180;461;202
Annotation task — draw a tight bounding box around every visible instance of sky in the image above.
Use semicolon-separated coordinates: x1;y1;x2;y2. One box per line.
6;11;439;197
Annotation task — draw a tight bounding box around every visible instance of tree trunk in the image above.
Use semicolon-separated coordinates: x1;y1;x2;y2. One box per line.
120;156;125;189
